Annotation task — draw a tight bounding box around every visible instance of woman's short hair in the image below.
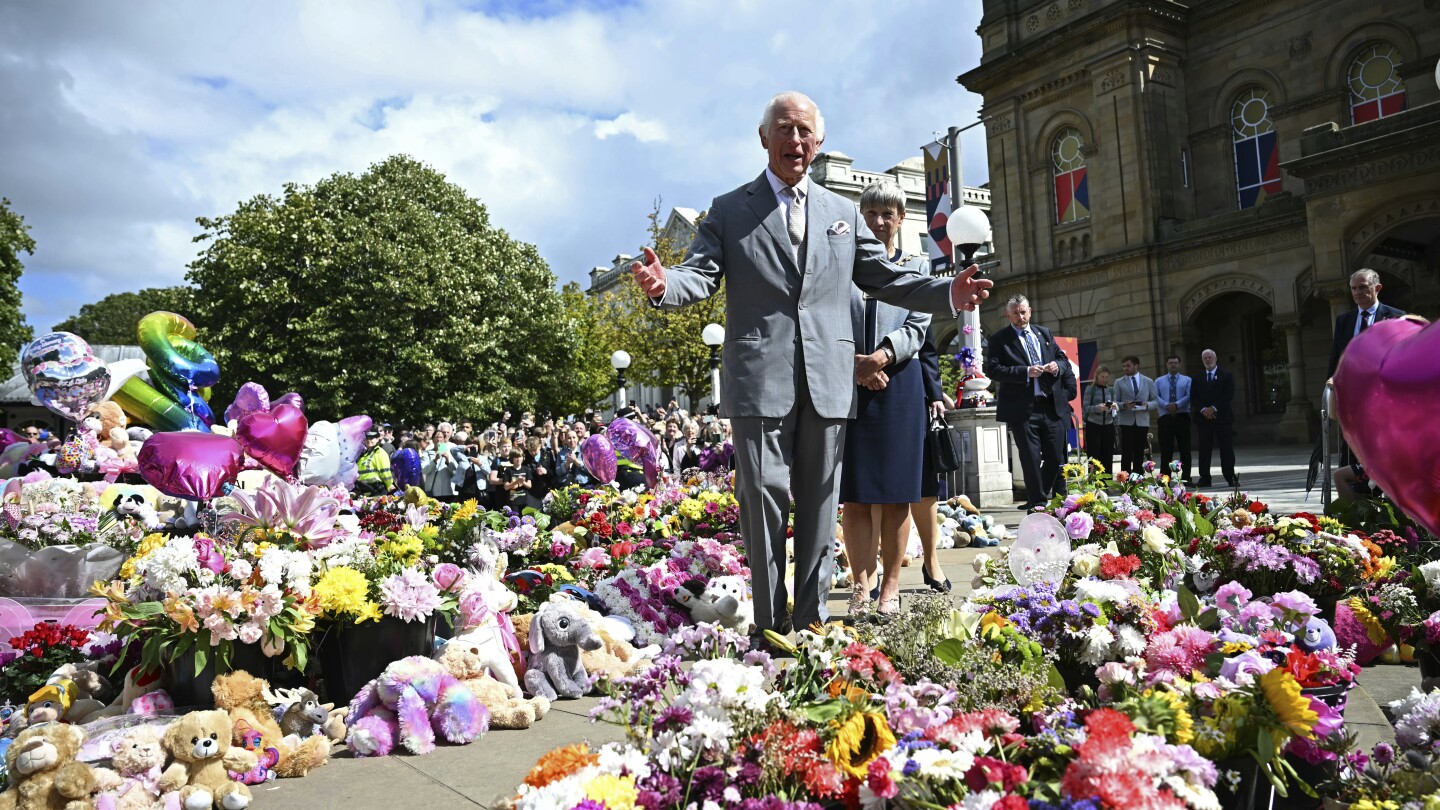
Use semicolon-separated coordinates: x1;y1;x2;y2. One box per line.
1095;364;1111;377
859;180;906;216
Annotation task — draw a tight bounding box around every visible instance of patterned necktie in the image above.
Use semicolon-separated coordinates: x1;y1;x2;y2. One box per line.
782;185;805;246
1169;374;1177;403
1023;331;1042;395
1360;309;1371;334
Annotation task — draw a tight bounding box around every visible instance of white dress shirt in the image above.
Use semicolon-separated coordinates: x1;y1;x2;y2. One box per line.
764;168;808;240
1353;304;1379;337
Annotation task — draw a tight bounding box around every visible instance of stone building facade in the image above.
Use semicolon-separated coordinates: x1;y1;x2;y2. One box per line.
960;0;1440;442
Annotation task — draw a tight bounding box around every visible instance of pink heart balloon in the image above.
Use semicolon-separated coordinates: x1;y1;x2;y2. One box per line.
225;381;271;424
273;392;305;412
1334;317;1440;535
138;432;245;500
236;404;309;477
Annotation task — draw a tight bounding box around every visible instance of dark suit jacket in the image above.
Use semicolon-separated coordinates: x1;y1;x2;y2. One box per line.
1191;367;1235;424
918;327;943;404
1328;303;1405;378
984;324;1075;424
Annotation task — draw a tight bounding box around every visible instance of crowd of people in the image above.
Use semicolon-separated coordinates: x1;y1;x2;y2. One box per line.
352;403;735;508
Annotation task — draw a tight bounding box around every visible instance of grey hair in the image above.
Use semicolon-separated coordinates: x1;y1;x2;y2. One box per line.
859;180;907;215
1351;268;1380;286
1006;294;1030;310
760;91;825;140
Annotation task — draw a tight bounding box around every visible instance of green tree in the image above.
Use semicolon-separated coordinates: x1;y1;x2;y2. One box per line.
186;155;583;425
53;286;197;344
596;201;725;410
550;281;616;415
0;199;35;352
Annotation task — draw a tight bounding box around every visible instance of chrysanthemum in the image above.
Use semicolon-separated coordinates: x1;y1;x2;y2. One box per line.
524;743;599;789
314;566;371;618
378;567;442;622
582;773;638;810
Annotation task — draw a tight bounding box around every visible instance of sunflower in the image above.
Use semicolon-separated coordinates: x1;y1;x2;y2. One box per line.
827;711;897;780
1258;668;1317;740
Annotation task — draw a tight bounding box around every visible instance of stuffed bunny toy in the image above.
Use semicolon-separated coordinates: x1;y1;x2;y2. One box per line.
523;601;603;701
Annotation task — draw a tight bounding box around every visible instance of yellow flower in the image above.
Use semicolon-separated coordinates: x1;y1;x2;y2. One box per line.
290;607;316;636
979;611;1011;641
1221;641;1253;654
1347;598;1389;645
355;601;383;623
1369;556;1398;581
582;773;638;810
163;595;199;634
315;567;371;618
827;711;897;780
452;499;479;521
1147;689;1195;745
1258;669;1317;740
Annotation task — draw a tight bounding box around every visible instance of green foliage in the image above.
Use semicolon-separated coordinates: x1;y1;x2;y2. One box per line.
186;155;586;424
554;281;618;414
592;201;725;411
0;199;35;352
53;286;197;345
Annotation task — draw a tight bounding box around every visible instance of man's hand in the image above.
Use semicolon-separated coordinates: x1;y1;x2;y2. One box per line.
1165;403;1177;414
863;373;889;390
855;351;888;382
948;263;994;312
1042;361;1059;375
928;400;946;419
630;247;667;298
1027;365;1043;379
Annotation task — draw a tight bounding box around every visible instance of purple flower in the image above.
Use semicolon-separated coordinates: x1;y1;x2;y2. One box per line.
1269;590;1319;623
1065;511;1094;540
378;567;443;622
1218;649;1276;682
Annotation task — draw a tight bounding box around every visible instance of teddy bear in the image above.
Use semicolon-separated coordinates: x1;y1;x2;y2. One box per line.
93;726;167;810
344;656;488;757
157;710;256;810
522;601;604;701
704;575;754;633
672;577;752;633
0;722;101;810
434;641;550;729
209;673;328;779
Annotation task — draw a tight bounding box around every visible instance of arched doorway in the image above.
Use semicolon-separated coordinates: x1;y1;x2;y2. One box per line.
1188;291;1282;436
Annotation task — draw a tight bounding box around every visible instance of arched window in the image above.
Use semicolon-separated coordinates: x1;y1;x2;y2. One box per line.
1052;128;1089;224
1231;88;1281;210
1349;43;1406;124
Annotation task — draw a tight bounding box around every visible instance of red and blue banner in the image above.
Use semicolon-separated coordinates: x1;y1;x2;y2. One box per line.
922;140;952;273
1055;167;1089;224
1235;130;1282;209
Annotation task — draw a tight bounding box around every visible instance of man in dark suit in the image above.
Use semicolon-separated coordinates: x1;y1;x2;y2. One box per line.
1327;268;1405;379
984;295;1076;509
1192;348;1237;488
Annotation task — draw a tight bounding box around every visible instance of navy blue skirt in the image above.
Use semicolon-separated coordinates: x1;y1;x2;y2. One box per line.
840;356;925;504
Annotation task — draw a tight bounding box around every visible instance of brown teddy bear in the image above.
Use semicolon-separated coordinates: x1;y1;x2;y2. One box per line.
434;641;550;729
209;673;328;778
93;726;166;810
0;722;101;810
157;711;255;810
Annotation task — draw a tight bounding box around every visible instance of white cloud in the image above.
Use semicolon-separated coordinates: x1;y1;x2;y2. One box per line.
0;0;987;332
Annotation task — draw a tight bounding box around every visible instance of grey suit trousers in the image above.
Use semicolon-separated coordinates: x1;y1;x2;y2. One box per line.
730;372;845;632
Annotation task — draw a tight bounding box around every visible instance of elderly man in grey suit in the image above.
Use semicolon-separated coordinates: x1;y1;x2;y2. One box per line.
630;91;991;642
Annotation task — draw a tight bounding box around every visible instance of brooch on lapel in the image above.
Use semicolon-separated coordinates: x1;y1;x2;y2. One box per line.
826;221;850;236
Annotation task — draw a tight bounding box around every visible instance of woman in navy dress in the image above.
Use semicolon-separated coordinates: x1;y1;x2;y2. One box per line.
839;180;933;617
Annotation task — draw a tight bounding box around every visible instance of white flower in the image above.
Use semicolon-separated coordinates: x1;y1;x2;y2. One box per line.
1072;552;1100;577
596;743;650;781
960;790;1002;810
1142;525;1171;553
228;559;253;581
907;747;976;781
972;553;991;573
1072;578;1134;605
237;621;263;645
1081;625;1116;665
1116;625;1146;657
1419;560;1440;592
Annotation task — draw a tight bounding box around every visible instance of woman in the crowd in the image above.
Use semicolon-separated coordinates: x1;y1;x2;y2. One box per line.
838;180;934;617
911;328;954;593
1083;364;1118;474
421;421;469;501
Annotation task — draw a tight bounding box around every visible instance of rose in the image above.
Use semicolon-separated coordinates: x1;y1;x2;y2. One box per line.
1072;552;1100;577
1065;511;1095;540
1141;525;1171;553
432;563;464;592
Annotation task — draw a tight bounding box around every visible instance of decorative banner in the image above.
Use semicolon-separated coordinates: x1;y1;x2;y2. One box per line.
922;140;953;274
1055;335;1081;449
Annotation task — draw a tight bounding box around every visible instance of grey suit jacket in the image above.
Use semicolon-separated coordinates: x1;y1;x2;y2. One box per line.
1114;374;1159;427
850;254;932;360
658;173;955;419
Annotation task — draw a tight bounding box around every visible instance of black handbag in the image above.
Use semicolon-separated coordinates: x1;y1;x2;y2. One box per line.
928;416;964;473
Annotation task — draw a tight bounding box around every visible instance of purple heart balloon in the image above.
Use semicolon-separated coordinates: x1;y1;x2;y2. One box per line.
225;382;271;424
138;432;246;500
273;392;305;412
580;434;617;485
607;417;660;465
642;455;659;489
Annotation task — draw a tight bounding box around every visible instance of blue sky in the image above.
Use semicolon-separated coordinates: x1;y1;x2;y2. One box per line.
0;0;987;332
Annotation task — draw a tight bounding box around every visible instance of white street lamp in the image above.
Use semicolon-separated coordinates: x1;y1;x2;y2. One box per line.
610;350;631;413
701;323;724;407
946;203;994;405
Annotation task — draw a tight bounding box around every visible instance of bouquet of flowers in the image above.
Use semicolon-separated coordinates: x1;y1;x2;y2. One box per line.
94;532;320;673
593;537;749;646
1329;688;1440;807
310;520;465;629
0;622;94;702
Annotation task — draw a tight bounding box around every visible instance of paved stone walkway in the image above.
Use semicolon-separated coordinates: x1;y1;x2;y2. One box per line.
250;444;1414;808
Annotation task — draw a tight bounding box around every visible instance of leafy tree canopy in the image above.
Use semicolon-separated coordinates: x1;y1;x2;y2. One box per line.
186;155;585;425
0;199;35;353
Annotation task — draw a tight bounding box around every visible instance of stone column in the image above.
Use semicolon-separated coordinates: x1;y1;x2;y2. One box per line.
1275;316;1312;444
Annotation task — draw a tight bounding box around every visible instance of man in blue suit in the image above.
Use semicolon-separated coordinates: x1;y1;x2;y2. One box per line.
1156;354;1193;485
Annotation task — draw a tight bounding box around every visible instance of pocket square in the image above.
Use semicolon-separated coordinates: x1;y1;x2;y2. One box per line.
826;220;850;236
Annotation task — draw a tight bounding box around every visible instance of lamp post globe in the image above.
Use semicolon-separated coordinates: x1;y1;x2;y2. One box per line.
945;205;992;265
945;205;994;406
610;350;631;413
701;324;724;407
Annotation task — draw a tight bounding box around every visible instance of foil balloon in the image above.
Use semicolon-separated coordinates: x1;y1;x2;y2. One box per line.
113;312;219;433
0;443;44;478
273;392;305;412
225;382;272;425
391;447;423;490
137;432;245;501
607;418;660;465
580;434;617;485
297;420;341;486
21;332;111;422
1335;317;1440;537
235;403;308;477
0;430;22;449
642;454;659;489
103;358;148;402
333;415;373;489
1008;513;1071;587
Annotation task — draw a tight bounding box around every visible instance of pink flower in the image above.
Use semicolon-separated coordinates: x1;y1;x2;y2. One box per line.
576;547;612;571
431;563;465;593
379;568;443;622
